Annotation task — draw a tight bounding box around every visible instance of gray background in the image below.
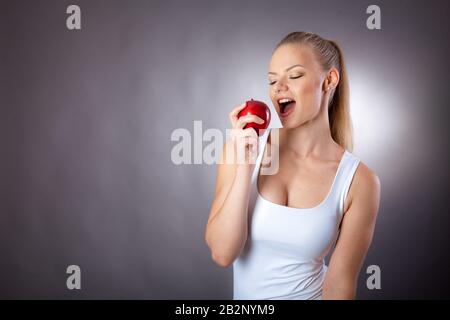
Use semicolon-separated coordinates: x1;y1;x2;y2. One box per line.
1;0;449;299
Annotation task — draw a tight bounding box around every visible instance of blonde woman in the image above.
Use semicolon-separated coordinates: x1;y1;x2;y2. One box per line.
205;32;381;300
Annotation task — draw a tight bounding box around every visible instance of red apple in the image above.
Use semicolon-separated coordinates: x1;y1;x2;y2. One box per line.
237;99;271;136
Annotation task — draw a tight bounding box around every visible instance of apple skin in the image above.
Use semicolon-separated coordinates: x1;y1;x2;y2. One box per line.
237;99;271;136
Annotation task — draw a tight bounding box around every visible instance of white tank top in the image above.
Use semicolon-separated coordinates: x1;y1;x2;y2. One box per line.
233;128;361;300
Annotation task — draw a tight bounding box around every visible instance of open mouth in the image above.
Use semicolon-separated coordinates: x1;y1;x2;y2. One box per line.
278;98;296;116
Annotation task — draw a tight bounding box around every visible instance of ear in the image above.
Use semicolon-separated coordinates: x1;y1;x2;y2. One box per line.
323;67;340;92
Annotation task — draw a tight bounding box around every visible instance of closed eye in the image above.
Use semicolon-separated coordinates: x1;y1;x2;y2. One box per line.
269;75;302;85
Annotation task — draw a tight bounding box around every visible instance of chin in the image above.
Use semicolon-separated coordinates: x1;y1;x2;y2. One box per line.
279;113;301;129
280;120;298;130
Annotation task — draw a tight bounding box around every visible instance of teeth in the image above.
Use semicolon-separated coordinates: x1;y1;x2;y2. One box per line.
278;98;294;104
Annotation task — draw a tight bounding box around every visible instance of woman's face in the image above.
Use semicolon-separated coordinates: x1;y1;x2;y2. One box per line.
268;44;327;129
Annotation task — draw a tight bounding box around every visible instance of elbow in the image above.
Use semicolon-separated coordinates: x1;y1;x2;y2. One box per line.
322;278;356;300
211;251;234;268
205;230;233;268
204;225;238;268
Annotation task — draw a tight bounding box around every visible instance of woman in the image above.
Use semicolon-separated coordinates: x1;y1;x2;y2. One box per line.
205;32;381;300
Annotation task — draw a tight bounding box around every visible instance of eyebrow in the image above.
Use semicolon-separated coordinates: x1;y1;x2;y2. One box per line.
268;64;306;75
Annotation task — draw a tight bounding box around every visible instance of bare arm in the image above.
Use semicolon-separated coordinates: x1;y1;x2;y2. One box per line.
322;162;381;299
204;103;265;267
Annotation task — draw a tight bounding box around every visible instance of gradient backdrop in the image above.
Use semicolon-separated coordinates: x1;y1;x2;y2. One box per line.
1;0;449;299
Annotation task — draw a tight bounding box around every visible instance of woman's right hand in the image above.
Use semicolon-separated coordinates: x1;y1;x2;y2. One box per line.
228;102;265;166
205;102;264;267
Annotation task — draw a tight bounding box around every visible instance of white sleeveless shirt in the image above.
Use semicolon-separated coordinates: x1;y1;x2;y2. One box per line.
233;128;361;300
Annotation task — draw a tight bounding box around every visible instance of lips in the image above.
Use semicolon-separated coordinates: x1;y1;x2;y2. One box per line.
277;97;296;118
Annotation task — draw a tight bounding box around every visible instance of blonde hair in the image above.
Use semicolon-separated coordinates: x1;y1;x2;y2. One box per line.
275;31;354;151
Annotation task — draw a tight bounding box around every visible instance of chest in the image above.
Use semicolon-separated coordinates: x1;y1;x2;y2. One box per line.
258;150;351;212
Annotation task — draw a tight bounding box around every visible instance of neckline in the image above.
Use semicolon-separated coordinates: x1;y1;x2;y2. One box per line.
255;130;348;212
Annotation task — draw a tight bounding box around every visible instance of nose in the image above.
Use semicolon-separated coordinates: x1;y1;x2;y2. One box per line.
274;79;288;93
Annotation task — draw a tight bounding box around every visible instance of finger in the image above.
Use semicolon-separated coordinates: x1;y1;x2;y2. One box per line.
229;102;247;125
253;116;266;124
243;133;259;158
236;115;264;129
244;130;259;151
229;102;247;118
242;127;258;138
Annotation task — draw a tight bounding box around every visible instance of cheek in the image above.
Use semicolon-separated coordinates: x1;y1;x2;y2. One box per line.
311;80;324;104
296;78;322;104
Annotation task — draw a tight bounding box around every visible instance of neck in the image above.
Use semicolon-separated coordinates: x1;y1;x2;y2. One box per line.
278;110;339;160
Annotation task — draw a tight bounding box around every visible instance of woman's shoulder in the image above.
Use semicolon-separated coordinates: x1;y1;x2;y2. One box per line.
347;158;381;209
352;157;379;186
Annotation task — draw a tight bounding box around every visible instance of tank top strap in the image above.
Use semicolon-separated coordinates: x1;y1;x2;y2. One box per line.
251;128;272;183
248;129;271;212
327;150;361;217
